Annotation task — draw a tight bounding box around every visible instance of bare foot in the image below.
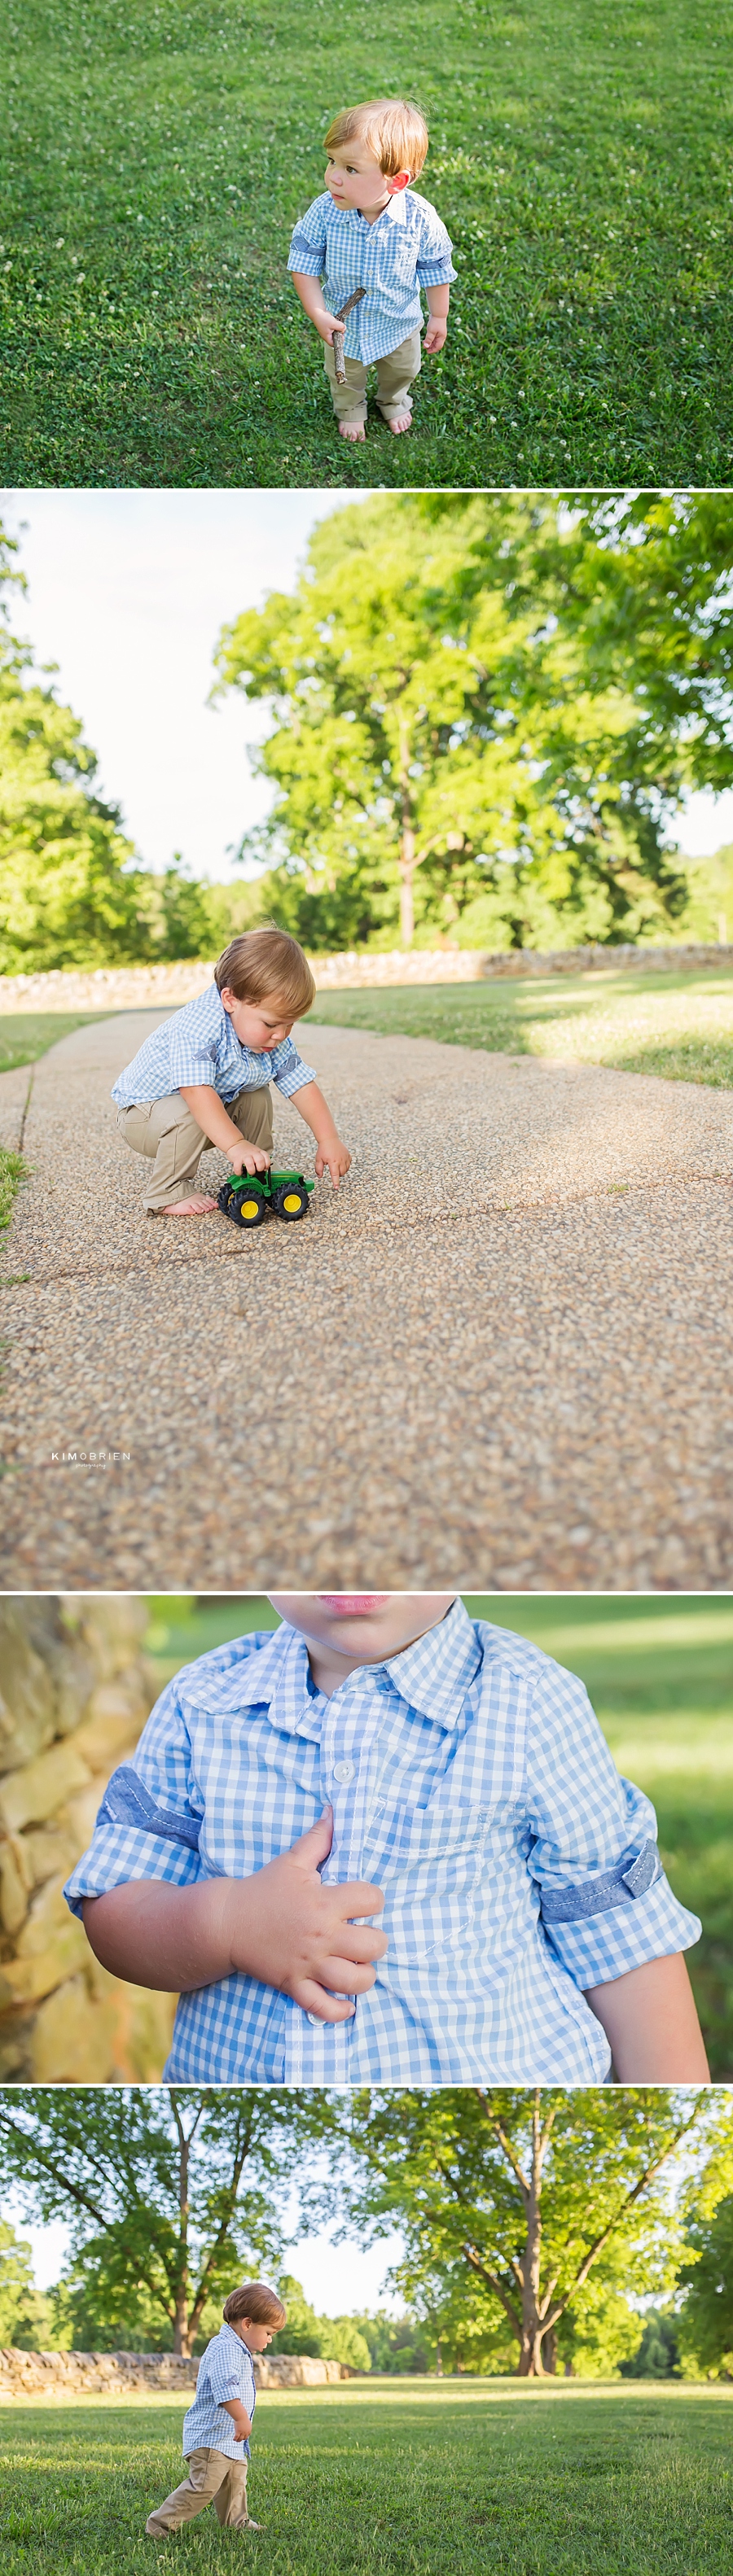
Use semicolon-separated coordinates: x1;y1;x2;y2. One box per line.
384;411;412;434
339;418;366;442
160;1193;217;1217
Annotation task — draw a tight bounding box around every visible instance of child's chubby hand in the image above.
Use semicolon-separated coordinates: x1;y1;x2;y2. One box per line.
315;1138;352;1190
424;317;447;354
229;1139;272;1176
224;1807;387;2022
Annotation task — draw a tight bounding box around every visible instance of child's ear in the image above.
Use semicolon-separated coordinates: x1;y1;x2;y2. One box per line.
385;168;411;195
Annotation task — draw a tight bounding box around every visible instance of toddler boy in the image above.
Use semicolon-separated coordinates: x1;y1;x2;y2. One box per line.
145;2280;285;2538
67;1594;708;2087
112;925;350;1214
288;98;456;440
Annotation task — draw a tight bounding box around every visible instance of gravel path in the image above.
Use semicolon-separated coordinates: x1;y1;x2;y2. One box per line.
1;1010;732;1588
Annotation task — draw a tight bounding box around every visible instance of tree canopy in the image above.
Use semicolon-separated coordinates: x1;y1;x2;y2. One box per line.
323;2088;728;2377
0;524;151;973
0;2088;307;2356
213;492;733;953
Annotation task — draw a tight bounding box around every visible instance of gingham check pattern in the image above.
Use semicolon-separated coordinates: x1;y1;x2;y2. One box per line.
287;188;456;363
110;982;316;1110
65;1600;700;2085
182;2325;256;2464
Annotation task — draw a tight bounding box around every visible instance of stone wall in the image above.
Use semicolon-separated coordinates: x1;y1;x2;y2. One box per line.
0;1599;175;2082
0;2347;347;2395
0;941;731;1017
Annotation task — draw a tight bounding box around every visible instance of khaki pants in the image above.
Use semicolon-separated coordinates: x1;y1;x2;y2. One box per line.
116;1083;274;1214
146;2445;250;2534
324;326;422;422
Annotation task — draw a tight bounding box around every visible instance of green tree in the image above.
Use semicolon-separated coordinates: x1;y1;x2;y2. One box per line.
677;2196;733;2378
331;2088;718;2377
0;2220;57;2350
213;494;711;954
0;2088;310;2357
619;2310;681;2378
0;523;151;973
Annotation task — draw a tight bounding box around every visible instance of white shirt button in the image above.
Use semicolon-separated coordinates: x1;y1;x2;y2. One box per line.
306;2012;322;2026
333;1759;354;1783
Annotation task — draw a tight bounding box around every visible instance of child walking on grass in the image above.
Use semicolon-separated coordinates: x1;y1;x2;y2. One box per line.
112;925;351;1216
67;1593;709;2088
146;2281;286;2539
287;98;456;441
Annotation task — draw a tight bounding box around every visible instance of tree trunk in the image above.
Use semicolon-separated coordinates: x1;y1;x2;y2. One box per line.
173;2108;191;2355
398;714;416;947
400;862;415;946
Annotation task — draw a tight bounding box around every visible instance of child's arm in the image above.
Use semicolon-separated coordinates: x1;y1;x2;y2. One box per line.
81;1809;386;2023
583;1952;709;2078
222;2400;252;2443
291;273;343;346
178;1082;270;1173
424;284;450;352
289;1078;351;1188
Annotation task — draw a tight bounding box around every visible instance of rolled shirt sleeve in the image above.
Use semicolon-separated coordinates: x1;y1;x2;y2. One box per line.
415;203;457;287
64;1677;205;1918
287;202;329;275
271;1037;316;1097
525;1666;701;1989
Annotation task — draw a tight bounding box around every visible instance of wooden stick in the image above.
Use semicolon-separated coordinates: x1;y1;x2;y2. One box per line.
331;286;366;383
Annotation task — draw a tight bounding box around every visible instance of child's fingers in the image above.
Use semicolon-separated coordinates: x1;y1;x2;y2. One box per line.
292;1979;356;2022
336;1877;385;1918
331;1922;388;1964
287;1808;335;1866
317;1955;379;1994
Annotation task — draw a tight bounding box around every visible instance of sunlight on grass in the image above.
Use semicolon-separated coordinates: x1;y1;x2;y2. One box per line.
306;968;733;1087
2;2390;732;2573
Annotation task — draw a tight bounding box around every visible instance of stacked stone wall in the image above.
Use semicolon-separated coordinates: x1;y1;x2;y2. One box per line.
0;941;731;1017
0;1599;175;2081
0;2347;347;2394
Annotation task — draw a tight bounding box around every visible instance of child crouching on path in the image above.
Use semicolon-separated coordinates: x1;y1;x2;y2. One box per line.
146;2281;285;2538
112;925;350;1216
67;1594;709;2087
287;98;456;441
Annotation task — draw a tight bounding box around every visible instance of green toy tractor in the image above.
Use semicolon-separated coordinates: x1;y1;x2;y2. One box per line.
217;1166;314;1231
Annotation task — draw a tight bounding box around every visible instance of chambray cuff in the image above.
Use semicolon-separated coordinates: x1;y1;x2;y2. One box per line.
64;1817;200;1918
287;230;326;276
416;259;458;286
541;1853;701;1989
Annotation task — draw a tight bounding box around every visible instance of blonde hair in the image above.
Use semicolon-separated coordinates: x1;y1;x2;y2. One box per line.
324;98;428;180
215;925;316;1017
223;2281;287;2328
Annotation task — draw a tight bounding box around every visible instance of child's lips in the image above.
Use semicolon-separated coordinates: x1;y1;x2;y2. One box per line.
318;1594;391;1616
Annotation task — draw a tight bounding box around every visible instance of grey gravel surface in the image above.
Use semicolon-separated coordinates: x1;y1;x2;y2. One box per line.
0;1011;731;1588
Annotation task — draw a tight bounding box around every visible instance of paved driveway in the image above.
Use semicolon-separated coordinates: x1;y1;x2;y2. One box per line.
1;1010;731;1588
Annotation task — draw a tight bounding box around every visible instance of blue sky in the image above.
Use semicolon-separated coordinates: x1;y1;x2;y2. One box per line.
2;486;731;890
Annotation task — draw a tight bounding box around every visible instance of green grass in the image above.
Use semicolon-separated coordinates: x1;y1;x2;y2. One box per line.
0;1146;25;1233
2;0;732;485
305;967;733;1087
145;1594;733;2078
2;2387;732;2574
0;1013;113;1076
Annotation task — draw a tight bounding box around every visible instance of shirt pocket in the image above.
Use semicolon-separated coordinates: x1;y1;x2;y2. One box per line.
366;1793;503;1967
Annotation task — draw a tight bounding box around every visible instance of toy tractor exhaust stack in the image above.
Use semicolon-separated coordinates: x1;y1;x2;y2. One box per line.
217;1166;314;1231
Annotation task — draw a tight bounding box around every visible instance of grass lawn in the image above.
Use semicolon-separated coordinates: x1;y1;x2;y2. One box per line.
145;1595;733;2079
305;966;733;1088
2;0;731;487
0;1014;113;1077
2;2385;732;2575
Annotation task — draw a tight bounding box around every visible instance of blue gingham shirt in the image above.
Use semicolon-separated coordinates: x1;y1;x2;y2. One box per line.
65;1601;700;2086
182;2325;256;2463
111;982;315;1109
287;188;456;363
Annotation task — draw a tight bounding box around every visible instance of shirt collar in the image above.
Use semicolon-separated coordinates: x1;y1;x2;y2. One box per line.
215;1598;481;1735
345;189;408;230
380;1596;482;1727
